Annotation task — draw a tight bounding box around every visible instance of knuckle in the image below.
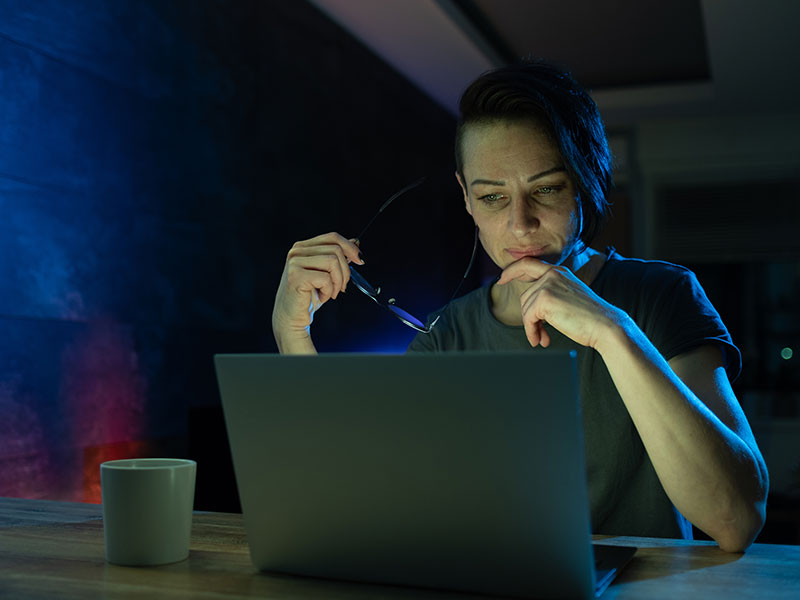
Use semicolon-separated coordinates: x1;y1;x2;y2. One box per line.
322;254;339;268
325;231;347;246
287;244;304;260
284;267;307;287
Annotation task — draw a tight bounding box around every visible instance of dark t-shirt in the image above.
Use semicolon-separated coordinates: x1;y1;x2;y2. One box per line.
407;249;741;539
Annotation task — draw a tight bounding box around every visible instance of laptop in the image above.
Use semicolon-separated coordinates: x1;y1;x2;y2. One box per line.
215;352;635;599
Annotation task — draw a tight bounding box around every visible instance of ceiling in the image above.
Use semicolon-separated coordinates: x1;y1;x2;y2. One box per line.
307;0;800;127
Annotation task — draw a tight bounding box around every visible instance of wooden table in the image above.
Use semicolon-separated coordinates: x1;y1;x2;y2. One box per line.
1;497;798;599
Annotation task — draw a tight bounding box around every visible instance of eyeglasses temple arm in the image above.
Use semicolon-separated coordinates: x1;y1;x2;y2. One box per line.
429;224;479;327
461;225;479;280
355;177;426;241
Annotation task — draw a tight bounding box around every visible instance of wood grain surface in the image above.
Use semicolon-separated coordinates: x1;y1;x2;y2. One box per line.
1;497;798;599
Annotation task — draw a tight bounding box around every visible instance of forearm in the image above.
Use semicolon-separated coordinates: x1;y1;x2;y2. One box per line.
597;315;767;551
274;326;318;355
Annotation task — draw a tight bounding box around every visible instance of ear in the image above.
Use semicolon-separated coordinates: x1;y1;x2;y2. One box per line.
455;171;473;216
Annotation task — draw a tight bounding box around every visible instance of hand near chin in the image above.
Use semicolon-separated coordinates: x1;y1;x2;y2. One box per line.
496;257;622;350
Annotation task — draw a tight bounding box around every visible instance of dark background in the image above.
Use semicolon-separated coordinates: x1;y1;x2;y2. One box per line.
1;0;797;544
0;0;471;510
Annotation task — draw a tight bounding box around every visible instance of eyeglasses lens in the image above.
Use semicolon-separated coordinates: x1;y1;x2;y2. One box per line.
386;304;426;330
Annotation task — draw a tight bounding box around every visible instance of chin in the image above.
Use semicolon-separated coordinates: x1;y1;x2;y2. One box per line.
526;250;568;266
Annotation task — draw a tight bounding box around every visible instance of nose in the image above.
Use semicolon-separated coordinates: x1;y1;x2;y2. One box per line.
508;197;539;237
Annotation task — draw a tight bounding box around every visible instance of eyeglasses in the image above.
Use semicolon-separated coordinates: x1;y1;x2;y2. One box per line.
349;178;478;333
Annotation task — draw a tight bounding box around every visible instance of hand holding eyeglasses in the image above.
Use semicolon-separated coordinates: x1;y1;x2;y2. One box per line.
273;178;476;353
272;232;363;354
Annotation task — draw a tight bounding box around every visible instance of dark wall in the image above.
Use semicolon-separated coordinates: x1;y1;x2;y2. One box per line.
0;0;466;508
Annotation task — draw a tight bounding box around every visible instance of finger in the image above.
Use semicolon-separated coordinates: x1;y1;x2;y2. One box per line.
539;325;551;348
497;257;553;285
518;281;539;308
292;231;348;248
288;255;345;300
289;249;349;297
288;267;334;306
524;318;543;348
291;266;335;301
325;244;351;295
294;233;363;265
348;238;365;268
316;280;333;305
520;285;549;348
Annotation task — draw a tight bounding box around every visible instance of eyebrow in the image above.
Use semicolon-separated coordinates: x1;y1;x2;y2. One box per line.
470;166;567;187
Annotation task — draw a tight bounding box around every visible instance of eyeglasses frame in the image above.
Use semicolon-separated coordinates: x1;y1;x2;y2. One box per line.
348;178;478;334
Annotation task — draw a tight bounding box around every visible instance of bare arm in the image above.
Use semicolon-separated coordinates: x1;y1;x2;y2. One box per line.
597;326;768;552
500;258;768;552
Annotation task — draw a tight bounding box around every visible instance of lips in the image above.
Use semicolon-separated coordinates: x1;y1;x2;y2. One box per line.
506;246;549;260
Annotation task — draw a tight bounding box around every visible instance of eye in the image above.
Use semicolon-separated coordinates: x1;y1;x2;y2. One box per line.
478;193;505;203
535;185;561;195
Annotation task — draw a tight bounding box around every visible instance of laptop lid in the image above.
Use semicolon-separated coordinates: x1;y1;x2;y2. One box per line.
216;351;599;599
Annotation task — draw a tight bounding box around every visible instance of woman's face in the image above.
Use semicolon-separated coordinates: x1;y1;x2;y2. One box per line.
457;119;583;270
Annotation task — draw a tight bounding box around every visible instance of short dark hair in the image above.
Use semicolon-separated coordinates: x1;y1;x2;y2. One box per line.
455;60;612;247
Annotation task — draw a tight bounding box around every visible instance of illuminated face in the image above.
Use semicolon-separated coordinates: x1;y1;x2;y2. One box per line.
457;119;583;270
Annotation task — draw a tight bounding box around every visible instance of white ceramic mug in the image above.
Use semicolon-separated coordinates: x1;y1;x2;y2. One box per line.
101;458;196;566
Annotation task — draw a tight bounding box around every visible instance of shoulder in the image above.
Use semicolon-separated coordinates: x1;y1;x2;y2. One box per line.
597;252;706;307
597;250;718;315
599;250;741;381
601;252;695;287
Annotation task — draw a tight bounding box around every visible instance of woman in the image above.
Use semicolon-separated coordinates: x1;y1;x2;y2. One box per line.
272;61;768;552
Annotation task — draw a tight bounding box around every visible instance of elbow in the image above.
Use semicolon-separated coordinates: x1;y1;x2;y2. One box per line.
716;532;753;554
714;457;770;553
713;501;767;553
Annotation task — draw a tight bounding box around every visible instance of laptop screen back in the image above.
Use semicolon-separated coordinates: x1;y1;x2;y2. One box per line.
215;351;595;599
